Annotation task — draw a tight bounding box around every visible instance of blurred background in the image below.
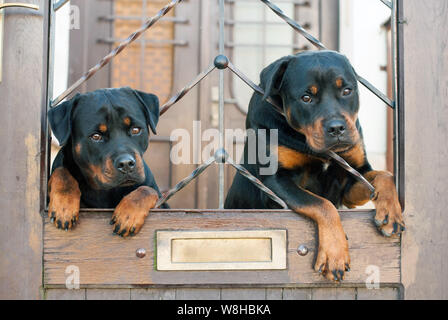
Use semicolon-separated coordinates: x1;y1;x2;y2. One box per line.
52;0;393;209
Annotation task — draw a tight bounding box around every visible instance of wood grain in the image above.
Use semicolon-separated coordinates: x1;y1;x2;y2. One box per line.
44;287;401;300
44;209;400;287
401;0;448;299
0;0;46;299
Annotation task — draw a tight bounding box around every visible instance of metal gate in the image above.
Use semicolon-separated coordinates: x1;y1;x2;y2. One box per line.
42;0;405;300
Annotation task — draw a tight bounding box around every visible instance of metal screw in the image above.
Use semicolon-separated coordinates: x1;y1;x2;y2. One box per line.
136;248;146;258
297;244;309;256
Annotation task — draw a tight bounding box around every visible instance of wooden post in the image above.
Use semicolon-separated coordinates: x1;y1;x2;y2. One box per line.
401;0;448;299
0;0;48;299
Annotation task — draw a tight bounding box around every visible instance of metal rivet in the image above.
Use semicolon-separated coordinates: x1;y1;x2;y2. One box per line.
297;244;309;256
214;148;228;163
214;54;229;69
136;248;146;258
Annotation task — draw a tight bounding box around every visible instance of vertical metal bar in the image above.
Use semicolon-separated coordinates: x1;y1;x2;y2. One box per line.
140;0;147;89
391;0;399;194
292;2;299;53
218;0;225;208
45;0;57;208
393;0;405;209
40;0;54;212
391;0;398;111
261;3;267;64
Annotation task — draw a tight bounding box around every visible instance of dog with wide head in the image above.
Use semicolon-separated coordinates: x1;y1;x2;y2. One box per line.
48;87;167;237
225;50;404;281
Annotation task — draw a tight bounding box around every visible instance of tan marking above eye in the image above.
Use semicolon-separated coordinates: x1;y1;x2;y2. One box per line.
99;124;107;133
335;78;343;88
309;85;318;95
123;117;131;126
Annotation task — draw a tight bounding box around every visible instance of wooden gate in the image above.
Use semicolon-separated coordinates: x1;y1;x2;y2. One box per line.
1;0;448;301
43;0;402;300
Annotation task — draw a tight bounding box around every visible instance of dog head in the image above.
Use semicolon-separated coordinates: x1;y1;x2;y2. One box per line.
261;50;361;153
48;87;159;190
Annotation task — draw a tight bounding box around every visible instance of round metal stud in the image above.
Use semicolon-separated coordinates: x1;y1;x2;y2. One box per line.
297;244;309;256
214;55;229;69
214;148;229;164
136;248;146;258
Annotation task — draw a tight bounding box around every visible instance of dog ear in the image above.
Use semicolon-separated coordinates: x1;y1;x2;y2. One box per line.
132;89;160;135
48;94;80;146
261;56;292;101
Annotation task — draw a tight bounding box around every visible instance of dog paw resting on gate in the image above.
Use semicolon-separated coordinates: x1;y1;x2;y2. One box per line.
225;50;404;282
47;87;167;236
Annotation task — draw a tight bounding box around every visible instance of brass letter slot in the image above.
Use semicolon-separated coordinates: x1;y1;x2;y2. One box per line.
156;230;286;271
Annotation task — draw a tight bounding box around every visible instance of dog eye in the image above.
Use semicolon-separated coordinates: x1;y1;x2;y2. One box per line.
131;127;142;135
90;133;103;142
342;88;352;96
301;95;312;103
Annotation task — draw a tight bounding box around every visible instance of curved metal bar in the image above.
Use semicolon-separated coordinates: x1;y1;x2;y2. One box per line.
160;63;216;116
53;0;69;12
155;147;288;209
356;74;395;109
259;0;394;108
326;151;376;198
380;0;392;9
227;61;284;115
260;0;325;49
51;0;183;107
155;156;215;208
226;156;288;209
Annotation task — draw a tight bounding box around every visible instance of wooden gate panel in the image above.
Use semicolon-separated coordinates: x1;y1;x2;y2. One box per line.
45;287;400;300
44;210;400;287
41;0;405;301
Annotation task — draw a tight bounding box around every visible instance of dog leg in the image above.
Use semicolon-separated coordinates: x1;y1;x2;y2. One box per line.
264;173;350;282
48;167;81;230
340;143;404;236
343;170;404;237
110;186;158;237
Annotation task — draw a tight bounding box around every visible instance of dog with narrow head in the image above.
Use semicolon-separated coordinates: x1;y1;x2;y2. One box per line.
48;87;167;237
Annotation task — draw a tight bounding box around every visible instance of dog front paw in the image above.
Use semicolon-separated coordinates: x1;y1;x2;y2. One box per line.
314;227;351;282
48;168;81;230
110;186;158;237
372;174;405;237
373;194;404;237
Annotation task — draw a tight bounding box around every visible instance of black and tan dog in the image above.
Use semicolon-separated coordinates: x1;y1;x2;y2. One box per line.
48;87;167;237
225;50;404;281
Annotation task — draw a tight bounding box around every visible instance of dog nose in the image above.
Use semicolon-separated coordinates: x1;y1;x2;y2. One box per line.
115;154;136;174
326;119;346;137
